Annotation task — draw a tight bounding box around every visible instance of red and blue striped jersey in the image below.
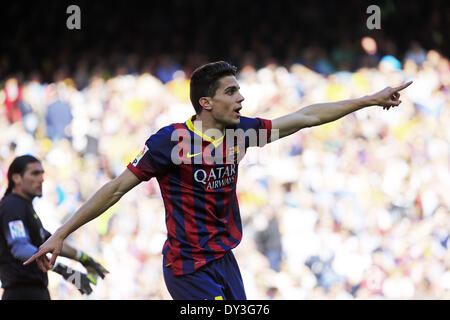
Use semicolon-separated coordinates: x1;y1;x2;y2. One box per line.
127;115;272;275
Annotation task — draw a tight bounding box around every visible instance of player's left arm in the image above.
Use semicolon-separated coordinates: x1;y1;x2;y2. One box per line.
271;81;412;140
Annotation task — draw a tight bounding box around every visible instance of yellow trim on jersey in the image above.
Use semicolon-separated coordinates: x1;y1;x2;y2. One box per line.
186;116;225;148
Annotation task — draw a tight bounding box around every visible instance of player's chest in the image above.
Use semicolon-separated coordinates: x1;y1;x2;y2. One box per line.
25;210;47;245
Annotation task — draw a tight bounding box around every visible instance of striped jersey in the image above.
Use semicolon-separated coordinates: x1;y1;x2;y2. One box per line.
127;115;272;275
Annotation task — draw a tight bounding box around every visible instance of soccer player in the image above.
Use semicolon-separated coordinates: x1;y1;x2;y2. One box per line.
0;155;108;299
24;61;412;299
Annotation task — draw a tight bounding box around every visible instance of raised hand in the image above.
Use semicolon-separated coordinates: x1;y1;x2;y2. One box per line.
370;81;413;110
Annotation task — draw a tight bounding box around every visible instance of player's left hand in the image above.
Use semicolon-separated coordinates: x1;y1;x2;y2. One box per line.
79;252;109;279
370;81;413;110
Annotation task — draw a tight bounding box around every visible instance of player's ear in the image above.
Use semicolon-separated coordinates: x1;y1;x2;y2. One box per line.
199;97;212;111
11;173;22;185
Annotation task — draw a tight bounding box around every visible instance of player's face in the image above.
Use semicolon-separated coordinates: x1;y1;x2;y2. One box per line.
14;162;44;200
209;75;245;126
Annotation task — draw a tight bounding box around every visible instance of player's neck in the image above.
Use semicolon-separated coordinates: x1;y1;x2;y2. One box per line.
12;189;34;203
193;113;226;134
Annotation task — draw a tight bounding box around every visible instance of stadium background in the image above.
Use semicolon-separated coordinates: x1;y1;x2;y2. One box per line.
1;0;449;299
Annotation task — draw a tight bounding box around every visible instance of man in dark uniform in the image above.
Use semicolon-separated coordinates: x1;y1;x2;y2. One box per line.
0;155;109;300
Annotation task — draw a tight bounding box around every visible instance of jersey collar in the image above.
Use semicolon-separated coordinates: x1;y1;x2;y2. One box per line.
185;116;225;148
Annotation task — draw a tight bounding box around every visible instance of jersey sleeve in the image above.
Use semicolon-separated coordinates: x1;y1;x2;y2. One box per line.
1;205;38;262
42;227;52;241
127;125;174;181
236;116;273;148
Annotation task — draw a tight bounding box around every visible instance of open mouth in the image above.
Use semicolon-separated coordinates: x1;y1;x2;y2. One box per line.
233;107;242;116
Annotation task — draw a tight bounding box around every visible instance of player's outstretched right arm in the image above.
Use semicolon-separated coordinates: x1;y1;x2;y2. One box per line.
271;81;412;140
23;168;141;272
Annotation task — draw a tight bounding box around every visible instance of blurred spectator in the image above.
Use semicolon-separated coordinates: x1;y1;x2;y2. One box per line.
254;207;283;272
155;56;181;84
2;78;24;124
165;70;190;103
332;39;356;72
44;85;73;141
405;42;428;67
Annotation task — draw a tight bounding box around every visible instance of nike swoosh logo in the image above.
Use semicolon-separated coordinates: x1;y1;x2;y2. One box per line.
187;152;201;158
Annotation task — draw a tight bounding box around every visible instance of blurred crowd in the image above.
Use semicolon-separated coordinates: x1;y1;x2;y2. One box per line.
1;42;449;299
1;1;448;83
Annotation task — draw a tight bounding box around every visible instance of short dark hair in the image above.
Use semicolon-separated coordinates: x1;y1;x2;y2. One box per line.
189;61;237;114
2;155;40;201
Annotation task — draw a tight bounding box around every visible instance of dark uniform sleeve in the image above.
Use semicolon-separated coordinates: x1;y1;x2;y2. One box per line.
1;204;38;262
43;228;52;241
235;116;273;149
127;125;174;181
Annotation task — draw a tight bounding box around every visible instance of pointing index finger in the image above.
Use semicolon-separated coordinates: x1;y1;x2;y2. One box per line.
23;250;45;266
394;81;413;92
